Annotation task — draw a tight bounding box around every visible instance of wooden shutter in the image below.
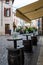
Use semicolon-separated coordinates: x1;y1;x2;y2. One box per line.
4;8;6;16
9;8;11;16
6;0;9;2
4;8;11;17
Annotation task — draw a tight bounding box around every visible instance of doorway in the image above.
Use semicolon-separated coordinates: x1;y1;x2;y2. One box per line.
5;24;10;34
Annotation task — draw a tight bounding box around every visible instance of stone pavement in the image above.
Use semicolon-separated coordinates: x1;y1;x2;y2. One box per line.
37;36;43;65
0;35;14;65
0;35;43;65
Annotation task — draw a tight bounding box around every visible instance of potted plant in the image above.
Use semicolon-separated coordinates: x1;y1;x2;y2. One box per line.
28;27;33;33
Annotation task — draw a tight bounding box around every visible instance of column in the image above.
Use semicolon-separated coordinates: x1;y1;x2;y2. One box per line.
42;17;43;35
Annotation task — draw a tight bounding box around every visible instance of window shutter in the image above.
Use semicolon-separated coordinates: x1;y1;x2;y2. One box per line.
9;8;11;16
8;0;9;1
6;0;9;2
4;8;6;16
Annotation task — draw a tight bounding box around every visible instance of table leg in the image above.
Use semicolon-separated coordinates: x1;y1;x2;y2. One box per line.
14;40;17;48
26;36;28;40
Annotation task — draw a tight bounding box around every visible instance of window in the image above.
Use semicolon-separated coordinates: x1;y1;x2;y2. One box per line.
4;8;11;17
5;0;9;4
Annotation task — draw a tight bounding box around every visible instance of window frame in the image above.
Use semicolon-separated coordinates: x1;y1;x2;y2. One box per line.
5;0;9;4
4;8;11;17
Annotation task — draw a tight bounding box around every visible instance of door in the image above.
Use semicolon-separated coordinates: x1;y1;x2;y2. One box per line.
5;24;10;34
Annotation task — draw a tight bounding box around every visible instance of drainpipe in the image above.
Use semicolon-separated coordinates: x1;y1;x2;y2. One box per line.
1;0;3;26
1;0;3;35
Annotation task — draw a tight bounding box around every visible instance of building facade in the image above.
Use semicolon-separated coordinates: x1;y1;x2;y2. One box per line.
0;0;14;35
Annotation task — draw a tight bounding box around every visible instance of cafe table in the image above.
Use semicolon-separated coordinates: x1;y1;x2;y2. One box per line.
23;34;31;40
7;36;22;48
22;34;33;53
7;36;24;65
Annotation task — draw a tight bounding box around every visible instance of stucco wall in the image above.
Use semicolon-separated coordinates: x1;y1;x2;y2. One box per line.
0;1;2;35
0;1;1;26
0;1;13;35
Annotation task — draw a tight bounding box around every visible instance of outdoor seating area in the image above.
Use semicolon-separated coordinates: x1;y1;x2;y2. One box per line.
0;35;43;65
6;31;38;65
0;0;43;65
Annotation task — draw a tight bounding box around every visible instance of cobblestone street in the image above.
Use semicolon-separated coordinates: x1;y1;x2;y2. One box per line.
0;36;14;65
0;36;43;65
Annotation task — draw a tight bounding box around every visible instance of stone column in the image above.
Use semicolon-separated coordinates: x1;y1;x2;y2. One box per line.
38;18;42;35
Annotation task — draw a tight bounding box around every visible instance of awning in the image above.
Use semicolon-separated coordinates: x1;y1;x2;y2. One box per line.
16;10;31;22
16;0;43;20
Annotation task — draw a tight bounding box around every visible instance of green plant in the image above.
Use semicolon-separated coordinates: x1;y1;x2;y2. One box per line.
28;27;33;33
16;27;22;32
33;27;37;31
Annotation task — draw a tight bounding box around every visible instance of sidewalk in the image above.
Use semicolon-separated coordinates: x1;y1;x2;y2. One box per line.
37;36;43;65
